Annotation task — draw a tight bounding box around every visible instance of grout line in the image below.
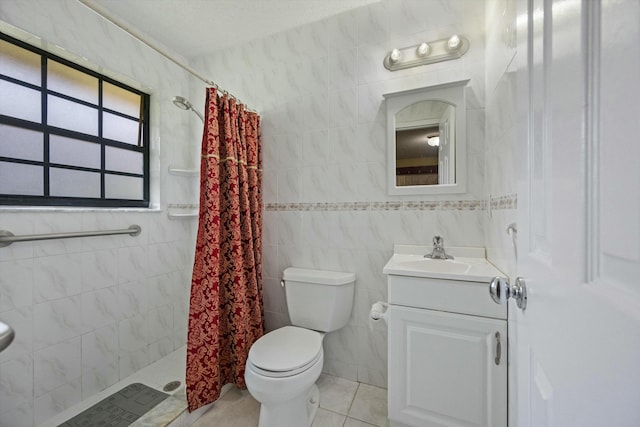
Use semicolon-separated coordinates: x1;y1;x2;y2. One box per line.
344;383;389;427
345;382;361;419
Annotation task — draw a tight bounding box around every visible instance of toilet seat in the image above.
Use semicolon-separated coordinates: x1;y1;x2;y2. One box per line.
248;326;323;378
248;350;322;378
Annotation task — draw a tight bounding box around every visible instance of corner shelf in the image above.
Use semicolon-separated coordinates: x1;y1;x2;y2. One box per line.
168;166;199;176
167;166;198;219
168;211;198;220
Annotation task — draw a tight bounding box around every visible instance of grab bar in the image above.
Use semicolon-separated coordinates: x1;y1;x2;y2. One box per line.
0;321;15;353
0;224;141;247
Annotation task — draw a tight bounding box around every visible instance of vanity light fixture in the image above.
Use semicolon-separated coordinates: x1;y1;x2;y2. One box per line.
383;35;470;71
447;35;462;51
389;48;402;64
417;42;430;56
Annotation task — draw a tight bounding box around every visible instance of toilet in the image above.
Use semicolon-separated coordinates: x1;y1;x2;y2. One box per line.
245;267;355;427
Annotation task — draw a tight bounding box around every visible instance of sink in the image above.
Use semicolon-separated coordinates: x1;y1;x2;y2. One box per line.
383;244;504;282
396;258;472;274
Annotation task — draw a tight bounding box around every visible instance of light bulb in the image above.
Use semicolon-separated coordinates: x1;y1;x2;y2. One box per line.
417;42;430;56
427;136;440;147
447;35;461;51
389;48;401;64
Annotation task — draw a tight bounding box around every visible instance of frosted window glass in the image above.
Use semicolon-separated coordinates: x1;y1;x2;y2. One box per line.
0;39;41;86
0;80;42;123
50;135;101;169
49;168;100;198
105;146;142;175
103;82;141;117
47;95;98;136
103;112;140;145
47;60;98;104
0;125;43;161
105;174;142;200
0;161;43;195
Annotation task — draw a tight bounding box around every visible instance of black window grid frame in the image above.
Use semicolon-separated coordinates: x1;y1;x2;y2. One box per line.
0;32;150;208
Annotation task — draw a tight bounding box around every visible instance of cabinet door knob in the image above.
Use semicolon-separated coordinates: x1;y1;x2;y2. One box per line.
494;331;502;365
489;276;528;311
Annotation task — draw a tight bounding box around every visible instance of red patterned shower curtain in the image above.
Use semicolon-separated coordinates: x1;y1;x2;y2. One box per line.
186;87;264;412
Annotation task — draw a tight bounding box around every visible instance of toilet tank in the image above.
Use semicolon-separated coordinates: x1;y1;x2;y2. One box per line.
282;267;355;333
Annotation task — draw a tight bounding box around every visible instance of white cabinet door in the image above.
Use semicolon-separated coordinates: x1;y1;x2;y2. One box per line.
388;305;507;427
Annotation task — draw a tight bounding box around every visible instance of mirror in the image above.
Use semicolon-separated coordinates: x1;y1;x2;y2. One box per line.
395;100;455;187
384;80;468;195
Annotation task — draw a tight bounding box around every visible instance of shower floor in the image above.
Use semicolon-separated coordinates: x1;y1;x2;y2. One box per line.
38;346;214;427
57;383;169;426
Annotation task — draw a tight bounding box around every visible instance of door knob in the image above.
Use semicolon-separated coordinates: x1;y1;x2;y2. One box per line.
489;276;527;310
0;321;15;353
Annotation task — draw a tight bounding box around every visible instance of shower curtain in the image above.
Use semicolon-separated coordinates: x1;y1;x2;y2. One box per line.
186;87;264;411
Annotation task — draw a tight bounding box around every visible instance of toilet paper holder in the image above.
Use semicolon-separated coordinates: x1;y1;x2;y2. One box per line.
370;301;389;322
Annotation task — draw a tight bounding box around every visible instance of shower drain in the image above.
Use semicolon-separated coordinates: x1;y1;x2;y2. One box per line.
163;380;181;392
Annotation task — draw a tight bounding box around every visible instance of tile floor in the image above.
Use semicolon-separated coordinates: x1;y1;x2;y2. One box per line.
191;374;389;427
38;345;389;427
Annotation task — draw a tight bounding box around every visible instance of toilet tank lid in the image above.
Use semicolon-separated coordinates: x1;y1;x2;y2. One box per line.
283;267;356;285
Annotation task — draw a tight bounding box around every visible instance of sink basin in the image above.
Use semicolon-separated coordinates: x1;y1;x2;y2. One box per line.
383;245;504;282
396;258;472;274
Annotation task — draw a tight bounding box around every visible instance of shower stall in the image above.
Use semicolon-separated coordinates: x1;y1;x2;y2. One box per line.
0;2;204;426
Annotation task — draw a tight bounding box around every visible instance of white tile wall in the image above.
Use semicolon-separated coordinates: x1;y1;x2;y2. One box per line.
190;0;488;390
0;1;199;425
0;353;33;413
0;210;196;426
484;0;518;278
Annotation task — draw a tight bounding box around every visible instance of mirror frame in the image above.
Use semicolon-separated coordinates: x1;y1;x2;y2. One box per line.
383;79;469;195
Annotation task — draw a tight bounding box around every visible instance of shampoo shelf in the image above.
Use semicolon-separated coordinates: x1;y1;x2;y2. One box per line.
168;166;199;176
168;212;198;220
167;210;198;220
167;204;199;220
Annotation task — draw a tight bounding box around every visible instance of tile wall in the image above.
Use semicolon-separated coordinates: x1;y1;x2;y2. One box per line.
190;0;488;388
484;2;518;424
0;1;199;425
484;0;518;278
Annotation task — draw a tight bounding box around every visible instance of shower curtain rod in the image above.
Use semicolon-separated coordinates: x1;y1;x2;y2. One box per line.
78;0;256;112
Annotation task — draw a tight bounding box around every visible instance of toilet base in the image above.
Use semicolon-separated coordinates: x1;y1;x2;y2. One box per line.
306;384;320;425
257;384;320;427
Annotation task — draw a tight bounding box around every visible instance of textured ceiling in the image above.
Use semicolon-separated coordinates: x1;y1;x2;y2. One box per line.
89;0;380;57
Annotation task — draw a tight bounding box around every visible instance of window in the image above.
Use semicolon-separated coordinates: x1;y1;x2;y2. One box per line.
0;33;150;207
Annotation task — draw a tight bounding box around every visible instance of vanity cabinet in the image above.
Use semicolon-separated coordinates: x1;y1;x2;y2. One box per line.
386;273;507;427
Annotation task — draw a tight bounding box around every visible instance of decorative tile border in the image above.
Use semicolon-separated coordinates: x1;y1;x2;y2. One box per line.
265;198;499;212
173;195;517;213
440;200;487;211
489;194;517;210
167;204;199;209
403;201;440;210
370;202;403;211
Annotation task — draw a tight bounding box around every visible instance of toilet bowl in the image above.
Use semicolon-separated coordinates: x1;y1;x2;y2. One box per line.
245;327;324;427
245;268;355;427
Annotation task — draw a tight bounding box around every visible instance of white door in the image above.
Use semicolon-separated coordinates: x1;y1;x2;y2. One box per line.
514;1;640;426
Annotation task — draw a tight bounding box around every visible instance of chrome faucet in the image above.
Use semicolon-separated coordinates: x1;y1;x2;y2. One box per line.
424;235;454;260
